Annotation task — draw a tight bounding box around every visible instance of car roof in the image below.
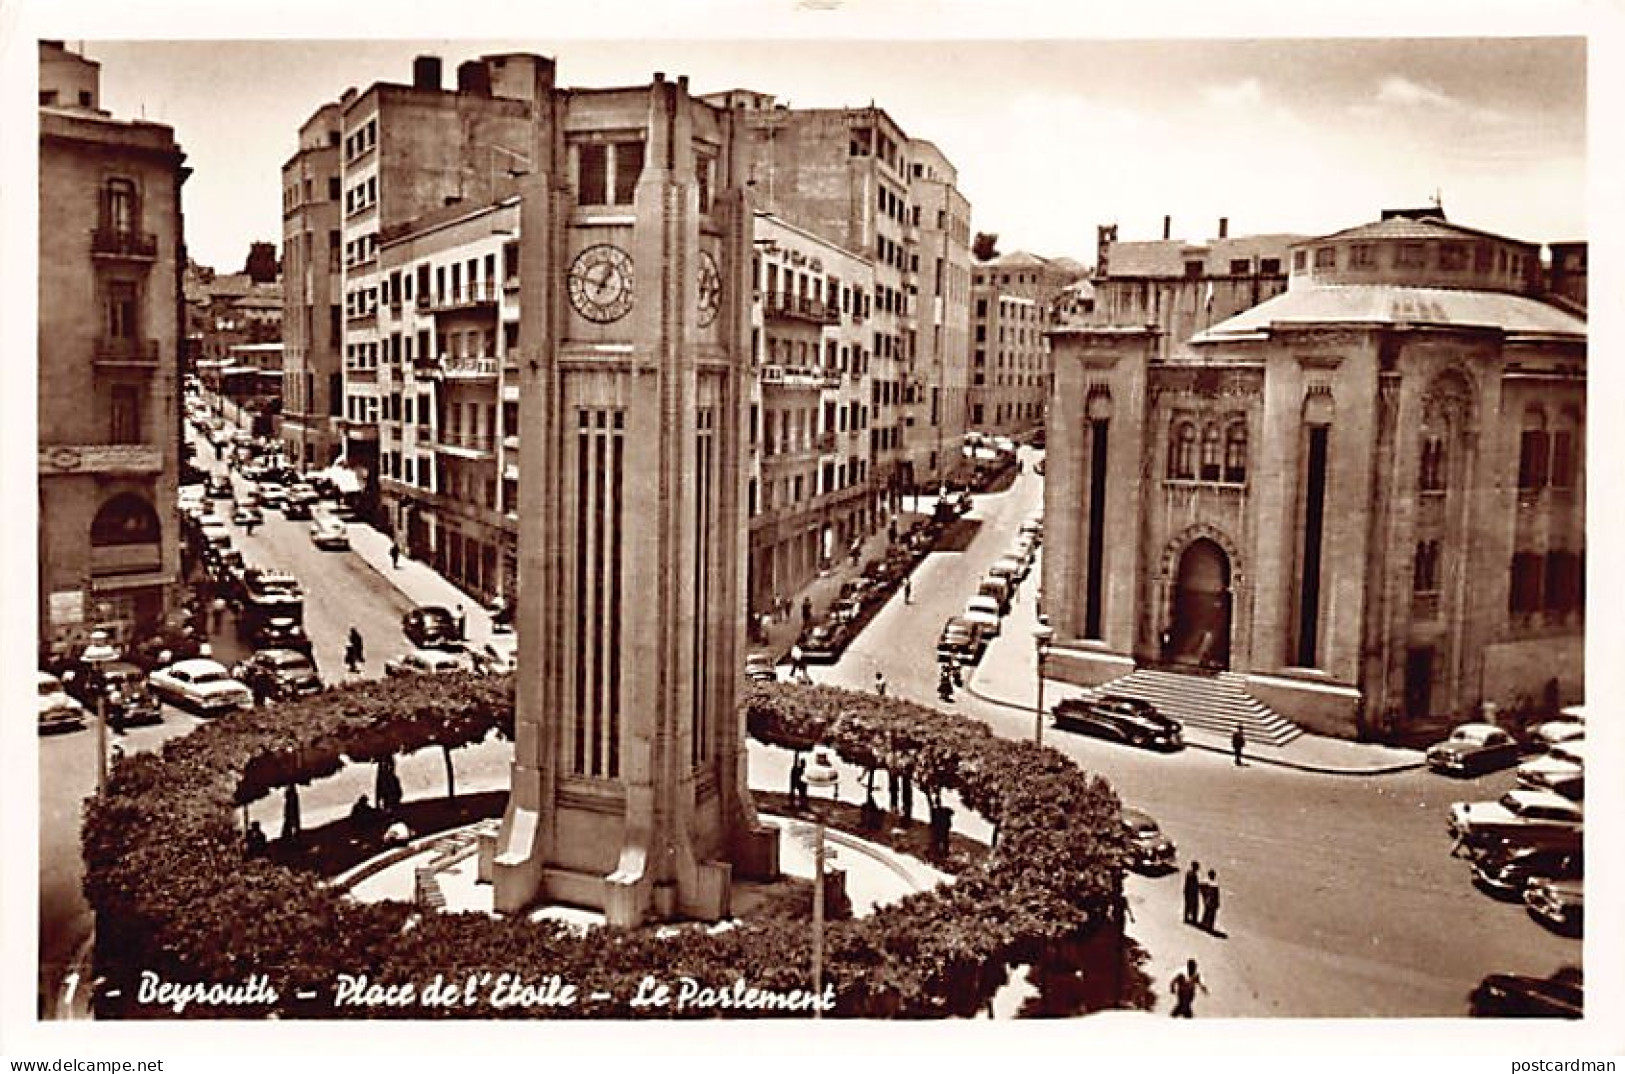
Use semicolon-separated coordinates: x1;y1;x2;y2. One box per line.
168;658;226;674
257;648;310;662
38;670;62;685
1503;788;1581;812
1121;807;1156;826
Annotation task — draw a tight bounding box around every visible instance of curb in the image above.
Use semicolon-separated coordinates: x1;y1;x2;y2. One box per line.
961;677;1426;778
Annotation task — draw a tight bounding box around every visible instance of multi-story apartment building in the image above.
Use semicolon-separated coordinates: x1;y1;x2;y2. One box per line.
280;103;344;470
38;41;188;656
969;250;1086;437
1045;208;1585;741
747;212;874;614
721;94;972;507
330;54;538;522
905;141;973;484
377;196;521;604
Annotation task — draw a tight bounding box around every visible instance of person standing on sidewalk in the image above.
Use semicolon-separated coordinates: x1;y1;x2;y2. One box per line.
874;670;888;697
346;626;365;674
1183;860;1202;926
390;541;402;569
1231;723;1247;767
1169;959;1208;1018
903;575;912;604
455;604;467;641
1200;869;1223;934
801;597;813;629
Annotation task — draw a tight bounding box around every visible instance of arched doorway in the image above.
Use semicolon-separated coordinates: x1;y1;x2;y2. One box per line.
1168;538;1232;670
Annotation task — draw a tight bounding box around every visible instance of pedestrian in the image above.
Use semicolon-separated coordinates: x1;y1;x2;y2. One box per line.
1169;958;1208;1018
280;785;302;841
390;541;402;569
346;626;364;673
790;753;807;809
938;666;955;702
887;518;898;545
903;575;912;604
455;604;467;641
244;820;268;857
1231;723;1246;767
1200;869;1222;934
789;644;810;683
801;597;813;629
874;670;887;697
1183;860;1202;926
245;516;258;537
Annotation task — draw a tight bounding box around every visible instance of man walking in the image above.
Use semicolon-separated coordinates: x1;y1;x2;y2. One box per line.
801;597;813;630
903;575;912;604
1231;723;1247;767
454;604;467;641
346;626;365;674
1200;869;1222;934
874;670;888;697
1183;860;1202;926
390;542;402;569
790;753;807;809
1169;959;1208;1018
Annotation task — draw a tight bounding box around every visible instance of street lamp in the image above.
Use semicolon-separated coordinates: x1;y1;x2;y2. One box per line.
1032;623;1054;746
802;746;840;1018
81;632;120;795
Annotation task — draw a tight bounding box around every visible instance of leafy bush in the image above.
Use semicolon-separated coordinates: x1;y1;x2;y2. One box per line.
84;677;1126;1019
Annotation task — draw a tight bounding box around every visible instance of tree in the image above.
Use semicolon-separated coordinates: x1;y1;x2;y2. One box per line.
972;232;1000;262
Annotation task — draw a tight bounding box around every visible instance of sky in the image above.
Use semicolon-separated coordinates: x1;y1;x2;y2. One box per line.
52;31;1588;271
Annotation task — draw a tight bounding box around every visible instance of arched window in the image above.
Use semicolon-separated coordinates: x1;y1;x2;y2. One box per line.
1200;423;1222;481
1223;421;1248;483
1518;409;1549;491
90;492;160;546
1168;421;1197;479
1419;436;1447;492
102;177;137;236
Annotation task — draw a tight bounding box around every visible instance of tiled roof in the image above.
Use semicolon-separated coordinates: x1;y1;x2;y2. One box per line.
1192;284;1586;344
1103;235;1304;278
1307;215;1535;248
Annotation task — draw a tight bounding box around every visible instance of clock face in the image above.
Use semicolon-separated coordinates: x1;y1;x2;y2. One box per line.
697;250;721;328
567;244;635;324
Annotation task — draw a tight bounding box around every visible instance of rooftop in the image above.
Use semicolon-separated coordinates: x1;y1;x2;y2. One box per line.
1192;284;1586;345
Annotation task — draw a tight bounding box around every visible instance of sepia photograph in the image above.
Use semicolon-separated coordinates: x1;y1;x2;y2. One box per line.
5;0;1620;1062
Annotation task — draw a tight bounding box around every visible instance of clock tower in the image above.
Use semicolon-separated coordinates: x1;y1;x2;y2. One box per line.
490;62;779;926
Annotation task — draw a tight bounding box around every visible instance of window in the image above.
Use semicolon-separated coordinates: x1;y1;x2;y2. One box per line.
1396;243;1427;269
1168;421;1197;479
1439;243;1467;271
1546;551;1581;614
1184;261;1204;279
103;178;137;236
1229;259;1251;276
109;383;142;443
1413;540;1440;593
1420;436;1447;491
1550;429;1575;489
1518;428;1549;490
105;280;138;340
1509;552;1544;615
577;143;607;206
1261;257;1281;275
1223;422;1248;483
1292;250;1307;271
1350;244;1375;268
1313;247;1336;269
1200;423;1222;481
613;141;644;205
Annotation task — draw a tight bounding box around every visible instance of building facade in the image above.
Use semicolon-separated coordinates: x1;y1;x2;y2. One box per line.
1044;210;1585;740
38;41;188;656
903;140;973;482
747;212;874;614
279;103;344;470
969;250;1085;437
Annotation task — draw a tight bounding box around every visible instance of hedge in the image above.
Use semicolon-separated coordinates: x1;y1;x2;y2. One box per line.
83;676;1128;1019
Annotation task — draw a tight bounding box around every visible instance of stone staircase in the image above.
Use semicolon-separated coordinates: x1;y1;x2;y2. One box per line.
1086;669;1304;747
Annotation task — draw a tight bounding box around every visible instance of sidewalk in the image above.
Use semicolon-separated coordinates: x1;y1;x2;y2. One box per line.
962;560;1424;777
346;521;495;651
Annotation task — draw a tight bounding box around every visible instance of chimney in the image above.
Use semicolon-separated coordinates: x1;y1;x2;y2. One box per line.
457;60;491;96
1218;217;1229;239
1163;215;1172;240
413;55;443;91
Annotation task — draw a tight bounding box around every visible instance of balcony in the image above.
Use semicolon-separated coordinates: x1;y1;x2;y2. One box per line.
759;364;828;391
427;281;499;314
93;337;160;367
436;356;500;381
91;228;158;260
814;432;837;454
39;443;163;476
433;432;496;459
763;290;839;325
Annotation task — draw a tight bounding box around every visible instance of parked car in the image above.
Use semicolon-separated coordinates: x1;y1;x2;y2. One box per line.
281;484;320;520
1516;742;1584;796
149;658;254;714
829;596;864;624
37;671;87;733
1524;877;1583;935
1425;722;1521;776
937;616;988;666
1121;807;1177;872
250;615;313;656
962;594;1003;638
384;649;471;677
63;660;164;728
1472;844;1583;899
403;605;462;650
744;653;778;683
1019;517;1043;542
988;555;1027;585
1053;694;1185;751
256;482;288;510
1526;718;1585;753
233;648;324;701
976;575;1012;615
470;635;518;676
231;503;264;527
309;513;350;550
1448;789;1582;850
798;622;847;663
1469;967;1582;1019
206;474;233;499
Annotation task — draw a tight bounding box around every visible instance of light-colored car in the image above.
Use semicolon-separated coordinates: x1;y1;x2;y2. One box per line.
989;554;1028;584
1516;741;1584;796
384;649;471;677
309;513;350;550
149;658;254;714
1426;722;1520;776
470;636;518;676
962;594;1002;638
231;503;264;526
1528;719;1585;752
1525;877;1583;934
1448;789;1582;848
38;671;87;733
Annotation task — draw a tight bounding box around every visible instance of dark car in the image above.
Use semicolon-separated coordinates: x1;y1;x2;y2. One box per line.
1472;844;1582;899
798;622;847;664
1053;694;1184;751
1525;877;1583;935
744;653;778;683
63;660;164;728
1469;967;1582;1019
403;605;462;650
1425;722;1521;777
1121;807;1177;872
206;474;233;499
936;617;987;666
251;615;313;656
233;648;324;701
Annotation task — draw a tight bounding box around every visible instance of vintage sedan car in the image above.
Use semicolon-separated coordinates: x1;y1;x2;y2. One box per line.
233;648;324;701
149;658;254;715
1448;789;1582;849
1121;807;1177;872
1516;742;1584;796
988;554;1028;585
1527;718;1585;753
1425;722;1521;776
248;615;313;657
470;635;518;676
37;671;87;733
384;649;472;677
64;660;164;728
744;653;778;683
1472;844;1583;899
206;474;233;499
962;594;1003;638
1525;877;1583;935
403;605;462;650
231;503;264;527
1469;967;1582;1019
798;622;848;664
937;616;988;666
256;482;287;510
1053;694;1184;751
308;512;350;550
